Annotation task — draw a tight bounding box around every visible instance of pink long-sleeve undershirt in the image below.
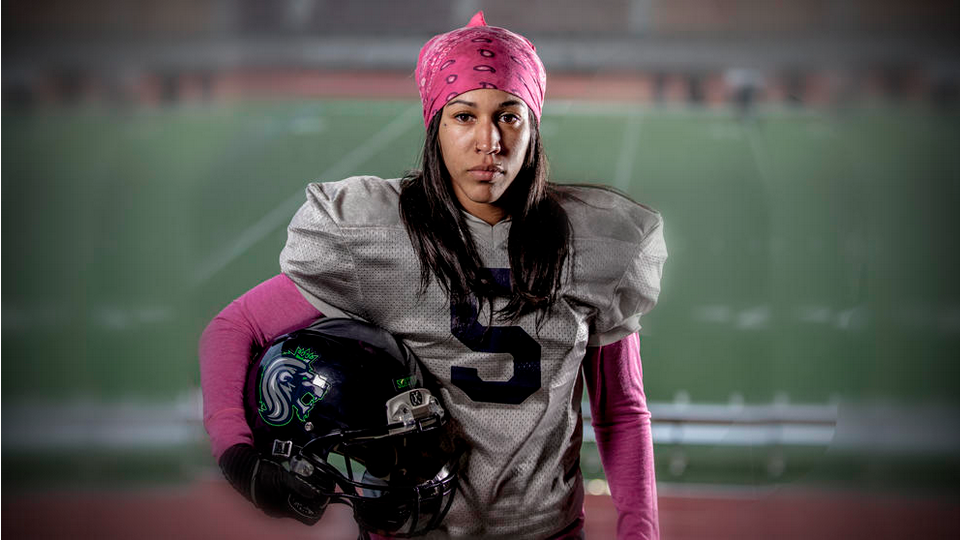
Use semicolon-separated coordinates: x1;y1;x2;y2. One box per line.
583;333;660;540
199;274;322;458
199;273;659;538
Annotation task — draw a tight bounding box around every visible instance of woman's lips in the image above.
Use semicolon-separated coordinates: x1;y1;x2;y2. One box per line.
468;167;503;181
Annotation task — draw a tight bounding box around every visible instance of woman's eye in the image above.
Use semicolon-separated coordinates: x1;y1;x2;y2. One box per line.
499;113;520;124
453;113;473;122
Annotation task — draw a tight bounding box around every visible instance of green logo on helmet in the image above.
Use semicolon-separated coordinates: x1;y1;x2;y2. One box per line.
393;375;417;391
291;346;318;363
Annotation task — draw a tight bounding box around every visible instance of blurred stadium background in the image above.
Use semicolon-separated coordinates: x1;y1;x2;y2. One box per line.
3;0;960;538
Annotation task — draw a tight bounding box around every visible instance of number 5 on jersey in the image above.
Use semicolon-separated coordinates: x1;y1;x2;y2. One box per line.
449;268;541;404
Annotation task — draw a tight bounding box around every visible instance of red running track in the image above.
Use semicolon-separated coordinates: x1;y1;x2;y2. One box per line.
3;478;958;539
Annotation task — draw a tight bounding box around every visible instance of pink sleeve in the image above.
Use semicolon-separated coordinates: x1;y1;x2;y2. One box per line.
583;332;660;540
198;274;323;459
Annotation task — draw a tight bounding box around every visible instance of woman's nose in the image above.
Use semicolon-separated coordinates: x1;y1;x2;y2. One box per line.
475;120;501;154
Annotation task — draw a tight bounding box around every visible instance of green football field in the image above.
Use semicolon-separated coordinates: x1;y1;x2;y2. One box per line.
3;99;959;490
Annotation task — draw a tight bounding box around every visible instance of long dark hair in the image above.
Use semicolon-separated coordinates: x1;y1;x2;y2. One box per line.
399;110;572;321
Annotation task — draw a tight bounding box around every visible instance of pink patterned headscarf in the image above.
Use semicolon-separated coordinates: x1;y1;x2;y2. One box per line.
415;11;547;127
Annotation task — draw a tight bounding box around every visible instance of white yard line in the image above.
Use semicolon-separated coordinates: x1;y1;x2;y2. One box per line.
190;104;420;286
741;118;777;190
613;109;643;191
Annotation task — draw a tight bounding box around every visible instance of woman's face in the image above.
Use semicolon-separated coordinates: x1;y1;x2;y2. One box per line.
437;88;532;225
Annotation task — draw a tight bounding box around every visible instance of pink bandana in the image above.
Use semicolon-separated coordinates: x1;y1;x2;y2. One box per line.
415;11;547;127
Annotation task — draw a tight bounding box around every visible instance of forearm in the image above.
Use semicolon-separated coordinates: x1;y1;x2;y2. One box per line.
583;333;659;540
199;273;323;458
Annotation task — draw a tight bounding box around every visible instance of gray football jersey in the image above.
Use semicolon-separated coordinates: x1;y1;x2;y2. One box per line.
280;176;666;539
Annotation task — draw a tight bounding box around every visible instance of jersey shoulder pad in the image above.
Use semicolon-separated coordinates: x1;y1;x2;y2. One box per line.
304;176;403;228
560;185;662;246
558;185;667;345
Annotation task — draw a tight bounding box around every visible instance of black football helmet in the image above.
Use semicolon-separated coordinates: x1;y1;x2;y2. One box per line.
244;317;459;537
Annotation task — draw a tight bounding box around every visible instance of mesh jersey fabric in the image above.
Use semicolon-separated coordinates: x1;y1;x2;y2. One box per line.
198;277;657;538
279;176;666;539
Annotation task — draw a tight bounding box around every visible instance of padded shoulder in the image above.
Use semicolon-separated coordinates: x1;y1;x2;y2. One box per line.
559;185;663;246
556;185;667;345
304;176;403;228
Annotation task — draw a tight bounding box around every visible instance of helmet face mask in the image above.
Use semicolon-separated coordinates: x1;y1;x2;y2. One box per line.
309;439;459;536
245;318;459;536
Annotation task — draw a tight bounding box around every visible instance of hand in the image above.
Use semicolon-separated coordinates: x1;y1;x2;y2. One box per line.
219;443;326;525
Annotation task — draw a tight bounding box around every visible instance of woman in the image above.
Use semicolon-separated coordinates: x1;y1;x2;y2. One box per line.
201;12;666;539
